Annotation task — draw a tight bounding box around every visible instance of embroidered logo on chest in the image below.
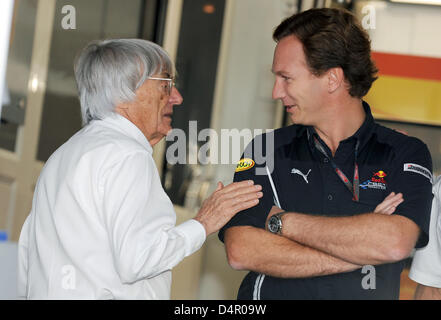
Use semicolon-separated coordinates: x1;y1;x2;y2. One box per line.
360;170;387;190
291;168;311;184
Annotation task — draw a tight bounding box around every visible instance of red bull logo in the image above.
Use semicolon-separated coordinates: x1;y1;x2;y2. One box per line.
372;171;387;184
374;171;387;178
360;170;388;190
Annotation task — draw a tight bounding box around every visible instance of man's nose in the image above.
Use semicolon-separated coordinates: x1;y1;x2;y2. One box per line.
170;87;183;105
272;78;285;100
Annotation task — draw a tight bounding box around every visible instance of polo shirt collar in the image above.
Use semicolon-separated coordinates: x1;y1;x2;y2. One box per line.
306;100;375;155
350;100;375;151
101;113;153;153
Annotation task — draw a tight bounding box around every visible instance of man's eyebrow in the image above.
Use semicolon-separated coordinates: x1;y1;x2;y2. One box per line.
271;69;291;77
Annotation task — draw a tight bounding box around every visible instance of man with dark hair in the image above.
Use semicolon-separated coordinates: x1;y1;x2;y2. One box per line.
219;8;433;300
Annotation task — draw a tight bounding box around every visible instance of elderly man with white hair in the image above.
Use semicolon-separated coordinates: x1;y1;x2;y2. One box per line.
17;39;263;299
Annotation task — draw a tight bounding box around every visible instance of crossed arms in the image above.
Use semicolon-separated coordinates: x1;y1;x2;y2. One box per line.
224;193;421;278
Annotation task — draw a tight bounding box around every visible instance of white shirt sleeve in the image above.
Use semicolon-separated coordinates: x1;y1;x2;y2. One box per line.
17;215;31;298
409;176;441;288
101;151;206;284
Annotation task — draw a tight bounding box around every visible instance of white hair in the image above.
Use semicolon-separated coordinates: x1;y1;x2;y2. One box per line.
74;39;173;125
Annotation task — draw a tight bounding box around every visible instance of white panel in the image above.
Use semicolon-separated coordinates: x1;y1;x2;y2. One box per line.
356;1;441;58
412;11;441;58
0;0;14;118
360;2;414;54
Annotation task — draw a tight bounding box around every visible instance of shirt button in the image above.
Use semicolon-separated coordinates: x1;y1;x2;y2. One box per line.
328;194;333;201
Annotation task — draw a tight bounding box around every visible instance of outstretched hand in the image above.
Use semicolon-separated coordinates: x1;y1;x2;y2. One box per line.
195;180;263;236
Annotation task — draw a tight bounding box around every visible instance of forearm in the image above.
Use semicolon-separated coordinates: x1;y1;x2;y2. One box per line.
224;226;361;278
281;212;419;265
414;284;441;300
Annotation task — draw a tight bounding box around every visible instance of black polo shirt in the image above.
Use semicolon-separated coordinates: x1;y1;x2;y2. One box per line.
219;102;433;300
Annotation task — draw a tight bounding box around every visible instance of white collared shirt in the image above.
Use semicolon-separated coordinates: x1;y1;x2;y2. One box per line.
18;114;206;299
409;175;441;288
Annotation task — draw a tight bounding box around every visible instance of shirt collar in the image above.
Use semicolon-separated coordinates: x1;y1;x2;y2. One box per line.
100;113;153;153
349;100;375;150
307;100;375;154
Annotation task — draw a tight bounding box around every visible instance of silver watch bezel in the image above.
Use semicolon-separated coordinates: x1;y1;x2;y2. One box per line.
268;212;285;234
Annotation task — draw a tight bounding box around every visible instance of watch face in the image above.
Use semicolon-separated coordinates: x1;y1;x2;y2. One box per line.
268;215;280;234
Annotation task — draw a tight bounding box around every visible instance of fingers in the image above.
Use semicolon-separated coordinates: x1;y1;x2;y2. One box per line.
195;181;263;236
218;181;262;201
205;180;263;213
231;198;261;213
384;193;404;209
376;192;400;209
220;180;255;193
215;181;224;191
384;192;396;201
222;189;263;212
231;190;263;203
222;183;264;212
388;196;404;214
375;192;404;215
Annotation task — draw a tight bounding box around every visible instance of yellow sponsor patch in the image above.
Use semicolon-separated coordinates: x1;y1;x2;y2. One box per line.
235;158;255;172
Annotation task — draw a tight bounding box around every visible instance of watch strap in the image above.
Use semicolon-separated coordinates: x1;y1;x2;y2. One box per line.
275;211;286;235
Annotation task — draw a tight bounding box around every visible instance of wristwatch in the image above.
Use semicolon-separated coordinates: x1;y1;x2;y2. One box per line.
267;211;286;235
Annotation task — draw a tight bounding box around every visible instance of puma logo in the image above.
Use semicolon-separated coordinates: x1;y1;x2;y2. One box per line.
291;168;312;184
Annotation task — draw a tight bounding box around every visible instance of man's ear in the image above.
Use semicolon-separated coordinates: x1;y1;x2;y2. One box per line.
327;67;345;94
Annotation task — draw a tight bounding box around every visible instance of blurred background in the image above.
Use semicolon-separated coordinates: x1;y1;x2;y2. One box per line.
0;0;440;299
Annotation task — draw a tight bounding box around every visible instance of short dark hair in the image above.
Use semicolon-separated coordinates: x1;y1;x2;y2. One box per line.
273;8;378;98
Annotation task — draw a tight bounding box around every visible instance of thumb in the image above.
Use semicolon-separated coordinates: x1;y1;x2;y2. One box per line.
215;181;224;191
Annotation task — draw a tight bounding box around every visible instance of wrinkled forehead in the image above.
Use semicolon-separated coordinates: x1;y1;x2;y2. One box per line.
136;57;175;89
154;60;174;77
137;55;172;74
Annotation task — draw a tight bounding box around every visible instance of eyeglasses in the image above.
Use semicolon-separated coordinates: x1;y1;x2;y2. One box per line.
147;76;176;95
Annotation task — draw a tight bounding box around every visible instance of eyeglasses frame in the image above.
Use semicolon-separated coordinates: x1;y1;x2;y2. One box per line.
147;76;176;95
